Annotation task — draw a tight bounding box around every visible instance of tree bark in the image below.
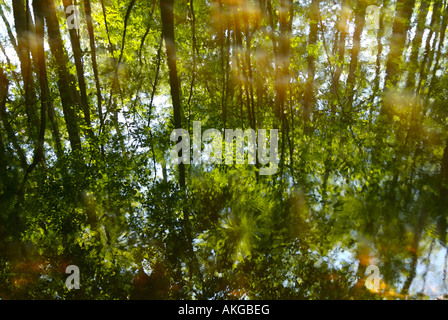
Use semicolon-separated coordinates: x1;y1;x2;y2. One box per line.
160;0;185;187
160;0;204;295
187;0;197;133
437;138;448;246
30;0;51;168
43;0;82;153
428;2;448;94
384;0;416;89
405;0;430;91
32;0;62;160
303;0;319;130
330;0;349;116
0;5;17;53
83;0;104;154
12;0;39;140
0;67;27;169
416;0;443;95
345;0;367;111
63;0;92;132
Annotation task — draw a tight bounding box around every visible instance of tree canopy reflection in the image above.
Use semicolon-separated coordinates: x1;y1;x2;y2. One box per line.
0;0;447;300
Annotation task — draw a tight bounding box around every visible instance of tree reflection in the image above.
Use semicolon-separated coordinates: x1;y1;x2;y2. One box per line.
0;0;447;300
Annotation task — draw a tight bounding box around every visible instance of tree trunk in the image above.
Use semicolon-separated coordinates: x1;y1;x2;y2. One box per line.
384;0;416;89
0;5;17;53
30;0;50;168
160;0;203;294
373;0;388;98
437;138;448;246
0;67;27;169
62;0;92;132
416;0;443;95
160;0;184;187
345;0;367;111
330;0;349;116
405;0;430;91
187;0;197;133
12;0;39;141
303;0;319;130
428;2;448;95
83;0;103;125
43;0;82;153
401;209;428;295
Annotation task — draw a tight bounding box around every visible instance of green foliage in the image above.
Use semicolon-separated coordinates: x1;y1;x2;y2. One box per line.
0;0;447;300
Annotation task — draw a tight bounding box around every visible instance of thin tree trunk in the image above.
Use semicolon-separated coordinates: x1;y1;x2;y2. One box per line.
147;40;163;127
278;0;293;177
100;0;115;58
405;0;430;91
401;209;428;295
138;1;158;64
160;0;203;294
32;0;63;160
330;0;349;116
12;0;38;141
303;0;319;130
218;0;227;129
187;0;197;133
233;4;245;128
242;0;257;130
428;2;448;95
421;239;435;295
147;39;163;182
46;99;64;158
372;0;388;101
43;0;82;153
160;0;184;186
417;0;443;95
83;0;104;154
384;0;416;89
345;0;367;112
0;5;17;53
0;41;22;89
118;0;136;65
437;138;448;246
0;67;27;169
63;0;92;132
30;0;51;168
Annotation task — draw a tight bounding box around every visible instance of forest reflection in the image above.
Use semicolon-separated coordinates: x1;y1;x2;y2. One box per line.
1;0;448;300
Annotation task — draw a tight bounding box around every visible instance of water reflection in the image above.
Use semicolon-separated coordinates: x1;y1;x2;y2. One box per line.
324;220;448;299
